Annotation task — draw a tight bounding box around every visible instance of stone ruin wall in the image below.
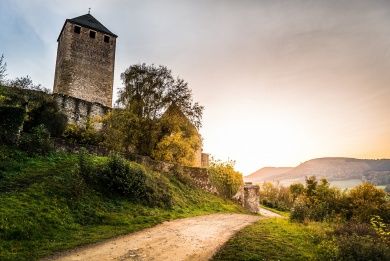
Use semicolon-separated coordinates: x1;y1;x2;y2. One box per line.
53;93;110;129
234;184;260;213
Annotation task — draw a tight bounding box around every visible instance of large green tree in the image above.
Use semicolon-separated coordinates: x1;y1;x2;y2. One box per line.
104;64;203;158
118;64;203;128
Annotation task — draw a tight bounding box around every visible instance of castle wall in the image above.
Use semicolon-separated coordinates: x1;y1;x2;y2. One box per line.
53;22;116;107
54;93;110;129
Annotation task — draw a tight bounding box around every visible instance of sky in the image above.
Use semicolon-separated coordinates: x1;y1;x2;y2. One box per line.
1;0;390;174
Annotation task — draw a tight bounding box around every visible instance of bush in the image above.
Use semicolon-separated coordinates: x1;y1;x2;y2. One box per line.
347;183;388;223
19;124;53;155
23;100;67;137
101;153;148;198
78;152;173;208
208;159;243;198
259;182;293;211
0;105;25;144
317;221;390;261
317;235;390;261
290;177;345;222
290;195;310;222
63;122;103;145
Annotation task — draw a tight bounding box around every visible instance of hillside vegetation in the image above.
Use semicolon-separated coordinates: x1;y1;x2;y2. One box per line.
0;146;243;261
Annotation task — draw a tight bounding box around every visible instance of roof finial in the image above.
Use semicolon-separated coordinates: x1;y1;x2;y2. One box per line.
88;8;91;14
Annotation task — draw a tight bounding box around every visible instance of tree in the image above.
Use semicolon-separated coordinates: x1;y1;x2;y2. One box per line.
118;64;203;128
8;75;48;92
104;64;204;157
0;54;6;84
348;183;388;222
290;183;305;201
152;103;202;166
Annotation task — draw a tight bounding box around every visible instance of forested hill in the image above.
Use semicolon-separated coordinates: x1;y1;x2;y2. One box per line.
245;158;390;185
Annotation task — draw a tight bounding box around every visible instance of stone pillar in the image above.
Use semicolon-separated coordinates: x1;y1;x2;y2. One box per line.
243;184;260;213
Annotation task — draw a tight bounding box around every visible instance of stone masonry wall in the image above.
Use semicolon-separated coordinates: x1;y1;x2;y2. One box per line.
54;93;110;129
53;21;116;107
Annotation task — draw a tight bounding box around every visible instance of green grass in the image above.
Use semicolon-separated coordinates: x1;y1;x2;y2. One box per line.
0;146;244;260
212;218;332;261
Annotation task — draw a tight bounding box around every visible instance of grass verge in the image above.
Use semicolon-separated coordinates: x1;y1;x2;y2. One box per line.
0;146;244;260
212;218;331;261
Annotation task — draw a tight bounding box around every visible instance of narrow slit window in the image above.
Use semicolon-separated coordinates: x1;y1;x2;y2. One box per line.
89;31;96;39
74;26;81;34
104;35;110;43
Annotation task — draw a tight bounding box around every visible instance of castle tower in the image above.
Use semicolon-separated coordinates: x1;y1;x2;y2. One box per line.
53;13;117;107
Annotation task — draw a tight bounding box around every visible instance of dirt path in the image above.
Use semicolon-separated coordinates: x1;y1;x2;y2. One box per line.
258;207;283;218
44;213;260;261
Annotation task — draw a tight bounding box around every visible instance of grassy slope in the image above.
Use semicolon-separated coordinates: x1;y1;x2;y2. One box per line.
212;218;331;261
0;146;244;261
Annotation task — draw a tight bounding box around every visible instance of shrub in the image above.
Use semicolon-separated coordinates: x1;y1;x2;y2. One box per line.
370;215;390;242
23;100;67;137
290;177;345;222
101;153;148;199
259;182;293;211
19;124;53;155
208;159;243;199
290;195;310;222
63;122;103;145
347;183;388;223
78;152;173;208
0;105;25;144
317;222;390;261
317;235;390;261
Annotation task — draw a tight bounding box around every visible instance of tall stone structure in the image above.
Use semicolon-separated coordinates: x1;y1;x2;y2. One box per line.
53;13;117;107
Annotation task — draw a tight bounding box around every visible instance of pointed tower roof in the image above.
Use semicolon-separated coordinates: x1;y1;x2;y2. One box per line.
57;13;117;41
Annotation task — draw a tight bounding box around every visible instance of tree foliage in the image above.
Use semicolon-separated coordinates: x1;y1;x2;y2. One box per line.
289;177;389;223
152;131;201;166
118;64;203;128
259;182;293;211
104;64;204;162
208;159;243;198
7;75;48;92
152;104;201;166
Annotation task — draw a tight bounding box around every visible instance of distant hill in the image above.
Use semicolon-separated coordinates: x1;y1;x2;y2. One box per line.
245;158;390;186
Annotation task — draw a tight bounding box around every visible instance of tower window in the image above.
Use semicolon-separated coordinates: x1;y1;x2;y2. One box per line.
89;31;96;39
104;35;110;43
74;26;81;34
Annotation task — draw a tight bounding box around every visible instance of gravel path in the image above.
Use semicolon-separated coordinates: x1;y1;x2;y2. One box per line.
44;213;261;261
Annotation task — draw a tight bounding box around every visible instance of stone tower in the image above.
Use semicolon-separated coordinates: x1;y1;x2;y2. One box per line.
53;13;117;107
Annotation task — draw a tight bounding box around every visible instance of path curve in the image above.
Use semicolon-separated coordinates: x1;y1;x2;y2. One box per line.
44;213;260;261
